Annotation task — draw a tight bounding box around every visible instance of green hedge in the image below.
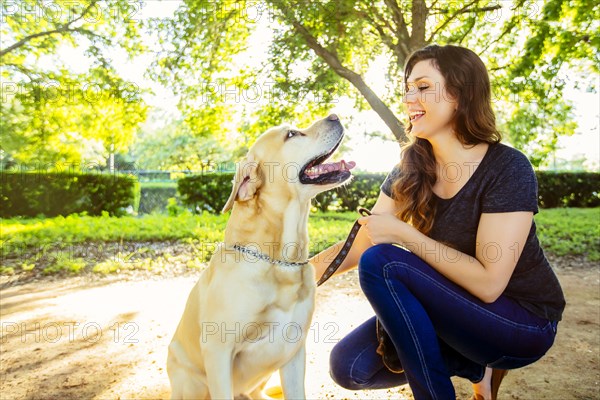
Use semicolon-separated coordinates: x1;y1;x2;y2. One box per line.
3;170;594;218
175;172;400;213
313;173;383;212
178;171;599;213
176;173;383;213
537;171;599;208
178;174;234;213
138;183;178;214
0;172;138;217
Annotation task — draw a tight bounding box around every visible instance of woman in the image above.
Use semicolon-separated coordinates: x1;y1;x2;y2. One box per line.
311;44;565;400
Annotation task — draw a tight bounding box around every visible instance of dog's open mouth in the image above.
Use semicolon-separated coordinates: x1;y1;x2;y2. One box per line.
300;142;356;185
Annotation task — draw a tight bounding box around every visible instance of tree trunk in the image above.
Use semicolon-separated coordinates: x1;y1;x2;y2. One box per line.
288;20;406;143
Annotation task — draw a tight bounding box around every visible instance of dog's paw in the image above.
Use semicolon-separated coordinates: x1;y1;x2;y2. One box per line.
264;385;284;399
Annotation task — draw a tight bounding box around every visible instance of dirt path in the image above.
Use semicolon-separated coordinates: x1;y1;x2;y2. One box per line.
1;261;598;399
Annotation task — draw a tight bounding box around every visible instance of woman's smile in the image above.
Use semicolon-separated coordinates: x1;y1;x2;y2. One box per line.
409;111;426;122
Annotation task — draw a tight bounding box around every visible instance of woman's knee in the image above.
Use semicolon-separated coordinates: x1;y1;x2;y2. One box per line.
358;244;412;293
329;342;369;390
329;317;384;390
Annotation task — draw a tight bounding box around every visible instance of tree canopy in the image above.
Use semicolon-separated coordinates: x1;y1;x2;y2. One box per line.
1;0;147;168
151;0;598;167
2;0;598;170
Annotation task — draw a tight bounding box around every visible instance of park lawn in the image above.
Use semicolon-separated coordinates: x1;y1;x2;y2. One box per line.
1;208;598;275
533;207;600;260
0;211;355;253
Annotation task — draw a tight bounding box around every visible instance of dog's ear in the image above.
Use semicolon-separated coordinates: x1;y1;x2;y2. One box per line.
222;154;262;213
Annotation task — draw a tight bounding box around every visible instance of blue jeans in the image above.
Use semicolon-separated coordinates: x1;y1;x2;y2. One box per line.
330;244;558;400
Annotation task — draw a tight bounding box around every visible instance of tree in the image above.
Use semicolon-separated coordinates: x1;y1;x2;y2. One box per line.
132;111;233;171
497;0;598;166
1;0;148;168
151;0;598;166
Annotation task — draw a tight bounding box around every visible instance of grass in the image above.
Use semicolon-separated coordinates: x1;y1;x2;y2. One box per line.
1;212;226;247
1;208;598;276
0;211;357;256
534;208;600;260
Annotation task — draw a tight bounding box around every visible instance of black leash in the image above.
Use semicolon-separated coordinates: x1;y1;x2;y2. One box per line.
316;207;371;287
315;207;403;373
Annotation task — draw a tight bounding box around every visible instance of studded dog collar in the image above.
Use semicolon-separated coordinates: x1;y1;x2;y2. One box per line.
232;244;309;268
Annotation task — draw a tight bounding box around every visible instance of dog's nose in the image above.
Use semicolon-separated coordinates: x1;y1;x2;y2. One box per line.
327;114;339;121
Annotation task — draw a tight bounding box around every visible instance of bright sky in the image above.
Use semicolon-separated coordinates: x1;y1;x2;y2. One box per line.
46;0;599;172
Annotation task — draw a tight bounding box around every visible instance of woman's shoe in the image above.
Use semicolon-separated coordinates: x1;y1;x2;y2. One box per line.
470;368;508;400
491;369;508;400
375;318;403;373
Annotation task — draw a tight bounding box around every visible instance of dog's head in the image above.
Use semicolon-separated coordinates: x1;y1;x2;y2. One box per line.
222;114;355;213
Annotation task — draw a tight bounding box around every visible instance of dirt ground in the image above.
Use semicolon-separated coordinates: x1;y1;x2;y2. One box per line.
0;255;598;400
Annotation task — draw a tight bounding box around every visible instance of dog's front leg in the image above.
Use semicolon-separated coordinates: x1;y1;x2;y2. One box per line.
279;345;306;400
204;346;234;400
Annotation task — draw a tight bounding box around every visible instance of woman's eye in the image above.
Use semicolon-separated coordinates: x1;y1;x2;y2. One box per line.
405;84;428;94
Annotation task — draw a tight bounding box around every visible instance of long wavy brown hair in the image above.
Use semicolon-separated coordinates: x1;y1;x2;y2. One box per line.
392;44;501;234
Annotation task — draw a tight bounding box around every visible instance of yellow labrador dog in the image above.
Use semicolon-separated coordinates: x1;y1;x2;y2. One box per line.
167;114;355;399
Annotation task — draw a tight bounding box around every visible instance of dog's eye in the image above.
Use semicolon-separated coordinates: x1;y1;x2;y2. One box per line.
286;130;301;140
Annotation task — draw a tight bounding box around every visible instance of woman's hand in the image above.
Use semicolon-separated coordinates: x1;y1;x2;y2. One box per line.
358;213;410;245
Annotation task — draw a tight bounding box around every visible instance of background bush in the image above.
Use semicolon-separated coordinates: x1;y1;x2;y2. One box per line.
178;171;599;213
537;171;600;208
1;172;137;217
138;182;178;214
2;171;597;218
175;172;382;213
313;173;383;212
178;173;234;213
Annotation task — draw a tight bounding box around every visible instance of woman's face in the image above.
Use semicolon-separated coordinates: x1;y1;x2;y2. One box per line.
402;59;458;141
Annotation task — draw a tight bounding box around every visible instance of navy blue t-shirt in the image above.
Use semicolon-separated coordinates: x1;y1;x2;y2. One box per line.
381;142;565;321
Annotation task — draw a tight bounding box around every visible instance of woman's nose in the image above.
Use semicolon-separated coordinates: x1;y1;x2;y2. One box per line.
403;85;417;104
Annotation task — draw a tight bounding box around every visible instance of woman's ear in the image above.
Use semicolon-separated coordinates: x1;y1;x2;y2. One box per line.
222;154;262;213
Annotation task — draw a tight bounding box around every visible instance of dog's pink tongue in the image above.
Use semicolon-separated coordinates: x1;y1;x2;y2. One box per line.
342;160;356;170
323;160;356;173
